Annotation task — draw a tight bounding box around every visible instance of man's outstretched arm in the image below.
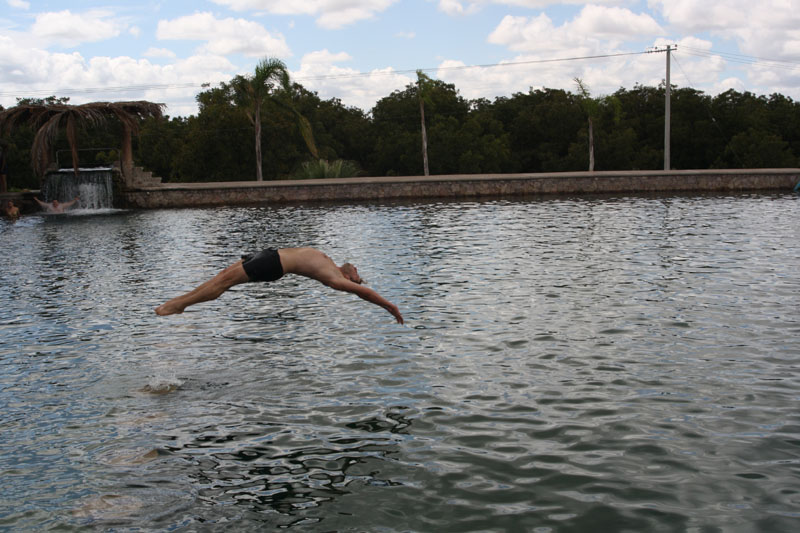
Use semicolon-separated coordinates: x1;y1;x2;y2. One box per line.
327;278;404;324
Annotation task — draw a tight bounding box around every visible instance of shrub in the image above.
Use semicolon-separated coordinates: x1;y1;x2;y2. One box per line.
292;159;362;179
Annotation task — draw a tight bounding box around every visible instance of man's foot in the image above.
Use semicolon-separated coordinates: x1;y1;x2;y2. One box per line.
155;302;184;316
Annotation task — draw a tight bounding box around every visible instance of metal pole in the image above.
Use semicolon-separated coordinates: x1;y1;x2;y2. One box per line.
664;45;672;171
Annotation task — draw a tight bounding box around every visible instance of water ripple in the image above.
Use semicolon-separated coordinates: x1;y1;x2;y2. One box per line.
2;194;799;531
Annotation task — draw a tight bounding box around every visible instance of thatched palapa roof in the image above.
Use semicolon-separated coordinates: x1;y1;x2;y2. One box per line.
0;100;165;176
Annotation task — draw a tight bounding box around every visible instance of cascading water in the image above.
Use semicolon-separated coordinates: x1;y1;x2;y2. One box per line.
42;168;115;210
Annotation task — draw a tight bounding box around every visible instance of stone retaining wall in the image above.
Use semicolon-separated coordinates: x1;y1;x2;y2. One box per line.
117;169;800;209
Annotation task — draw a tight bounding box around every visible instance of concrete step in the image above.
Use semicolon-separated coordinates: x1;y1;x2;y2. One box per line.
129;166;163;187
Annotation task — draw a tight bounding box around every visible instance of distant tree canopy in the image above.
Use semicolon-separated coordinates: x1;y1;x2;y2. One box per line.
2;79;799;190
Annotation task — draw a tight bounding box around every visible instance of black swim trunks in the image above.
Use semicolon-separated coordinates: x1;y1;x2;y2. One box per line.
241;248;284;282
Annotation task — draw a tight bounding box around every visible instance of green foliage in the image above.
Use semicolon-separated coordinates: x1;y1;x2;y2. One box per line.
93;149;119;166
293;159;362;179
16;96;71;106
714;128;798;168
0;126;37;189
492;88;585;172
370;77;476;175
3;79;800;186
172;108;253;182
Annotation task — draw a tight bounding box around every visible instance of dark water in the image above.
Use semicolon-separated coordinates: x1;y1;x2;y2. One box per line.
1;194;799;532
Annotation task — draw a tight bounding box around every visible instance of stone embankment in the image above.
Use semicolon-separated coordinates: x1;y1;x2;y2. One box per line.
3;169;798;213
118;169;800;209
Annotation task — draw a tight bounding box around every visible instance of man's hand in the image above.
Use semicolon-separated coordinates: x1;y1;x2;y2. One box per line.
386;302;404;324
329;278;404;324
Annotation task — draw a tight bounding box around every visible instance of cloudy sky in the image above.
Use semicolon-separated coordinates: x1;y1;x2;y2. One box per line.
2;1;799;116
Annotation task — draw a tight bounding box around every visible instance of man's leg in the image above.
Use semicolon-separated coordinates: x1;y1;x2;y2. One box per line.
155;260;250;316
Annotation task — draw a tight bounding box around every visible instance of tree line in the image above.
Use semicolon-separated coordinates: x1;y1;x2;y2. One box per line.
2;64;799;190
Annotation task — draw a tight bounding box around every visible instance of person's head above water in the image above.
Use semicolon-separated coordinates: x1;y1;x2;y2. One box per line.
340;263;363;284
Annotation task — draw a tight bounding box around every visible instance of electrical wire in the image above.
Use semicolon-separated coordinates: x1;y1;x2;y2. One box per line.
294;51;650;81
3;46;797;103
0;83;204;98
0;51;651;99
679;45;800;72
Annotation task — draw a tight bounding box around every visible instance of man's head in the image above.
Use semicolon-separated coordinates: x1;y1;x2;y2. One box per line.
340;263;363;284
52;200;59;207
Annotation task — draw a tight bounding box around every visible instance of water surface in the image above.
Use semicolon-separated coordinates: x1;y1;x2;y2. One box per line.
1;194;799;531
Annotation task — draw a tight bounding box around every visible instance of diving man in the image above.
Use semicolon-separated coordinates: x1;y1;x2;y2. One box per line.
155;247;404;324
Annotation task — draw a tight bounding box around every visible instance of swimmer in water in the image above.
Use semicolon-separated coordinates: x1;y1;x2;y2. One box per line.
3;200;20;220
34;196;80;213
155;247;404;324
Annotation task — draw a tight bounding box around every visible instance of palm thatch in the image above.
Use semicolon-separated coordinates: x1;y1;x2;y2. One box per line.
0;100;165;177
94;101;166;176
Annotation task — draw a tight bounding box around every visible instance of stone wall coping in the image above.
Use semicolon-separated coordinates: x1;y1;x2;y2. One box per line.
132;168;800;192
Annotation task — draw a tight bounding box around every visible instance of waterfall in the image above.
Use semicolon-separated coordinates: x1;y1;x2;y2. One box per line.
42;168;115;210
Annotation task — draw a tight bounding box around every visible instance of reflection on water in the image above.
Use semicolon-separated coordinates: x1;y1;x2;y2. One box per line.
1;194;799;531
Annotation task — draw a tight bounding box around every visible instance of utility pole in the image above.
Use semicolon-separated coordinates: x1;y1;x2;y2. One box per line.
664;44;674;171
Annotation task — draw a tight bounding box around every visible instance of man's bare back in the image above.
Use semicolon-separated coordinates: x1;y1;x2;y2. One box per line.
155;247;403;323
279;248;351;283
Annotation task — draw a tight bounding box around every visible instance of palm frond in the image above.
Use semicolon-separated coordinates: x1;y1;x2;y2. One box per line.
294;113;319;159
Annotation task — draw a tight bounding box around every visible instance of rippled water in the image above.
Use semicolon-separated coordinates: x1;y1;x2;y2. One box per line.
2;194;799;532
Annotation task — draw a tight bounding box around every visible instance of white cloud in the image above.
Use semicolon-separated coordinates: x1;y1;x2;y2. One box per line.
439;0;629;16
648;0;748;33
156;12;291;57
571;5;663;39
0;33;235;116
209;0;399;29
31;10;127;46
438;0;474;16
291;49;413;110
438;0;462;16
649;0;800;59
439;11;727;104
714;76;746;94
783;39;800;56
647;0;800;96
435;54;641;102
4;0;799;118
144;47;177;59
488;5;663;53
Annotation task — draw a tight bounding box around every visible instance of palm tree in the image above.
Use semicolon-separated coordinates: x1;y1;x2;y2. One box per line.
574;78;621;172
231;57;318;181
574;78;598;172
417;70;432;176
0;100;164;177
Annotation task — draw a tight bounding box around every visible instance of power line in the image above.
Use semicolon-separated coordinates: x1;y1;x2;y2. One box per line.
295;51;650;81
0;82;207;98
0;51;651;98
3;46;797;102
678;45;800;72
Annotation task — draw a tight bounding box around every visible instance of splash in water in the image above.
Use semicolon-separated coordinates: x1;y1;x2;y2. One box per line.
140;373;184;395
